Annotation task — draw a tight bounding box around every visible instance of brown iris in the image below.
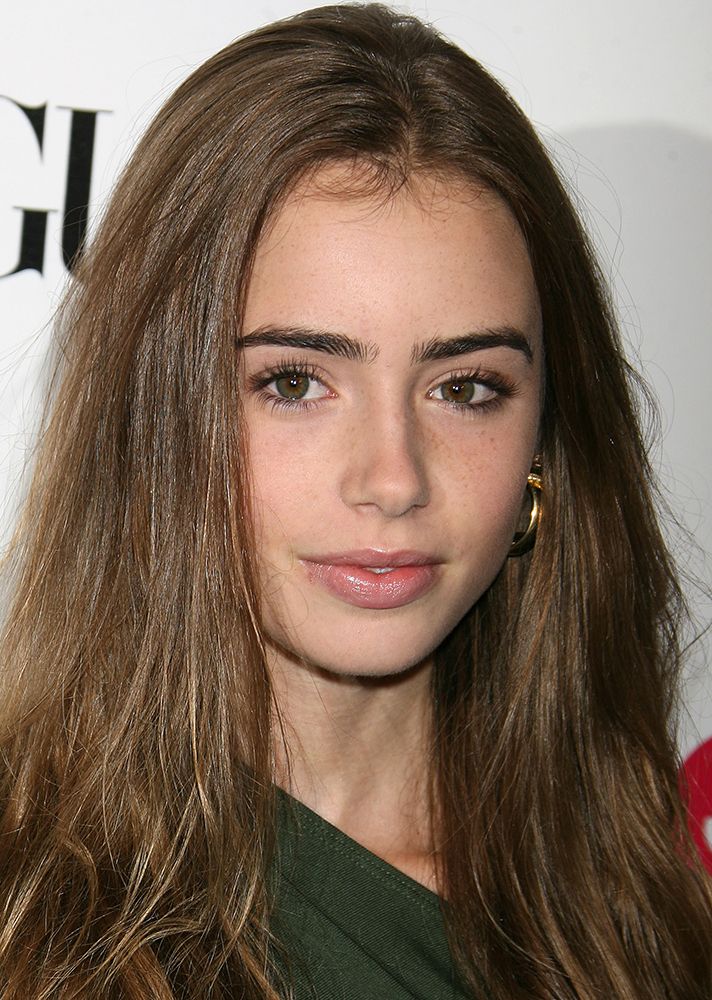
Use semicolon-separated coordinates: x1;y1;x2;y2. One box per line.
439;380;475;404
275;374;311;399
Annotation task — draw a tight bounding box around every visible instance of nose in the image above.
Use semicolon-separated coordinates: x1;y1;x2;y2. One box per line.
339;405;430;518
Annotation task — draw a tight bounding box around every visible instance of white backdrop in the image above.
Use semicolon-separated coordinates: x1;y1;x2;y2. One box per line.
1;0;710;863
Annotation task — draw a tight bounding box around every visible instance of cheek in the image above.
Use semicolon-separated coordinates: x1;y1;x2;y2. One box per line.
247;425;326;540
446;481;523;571
437;424;537;528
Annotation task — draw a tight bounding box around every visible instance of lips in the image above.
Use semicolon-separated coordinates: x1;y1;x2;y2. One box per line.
301;550;441;610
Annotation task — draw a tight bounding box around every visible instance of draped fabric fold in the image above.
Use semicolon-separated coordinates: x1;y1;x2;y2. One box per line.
271;792;472;999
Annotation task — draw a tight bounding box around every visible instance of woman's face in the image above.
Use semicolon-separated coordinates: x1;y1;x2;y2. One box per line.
240;167;543;678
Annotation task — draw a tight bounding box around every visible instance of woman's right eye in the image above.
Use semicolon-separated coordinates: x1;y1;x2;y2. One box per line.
268;372;325;401
248;363;332;411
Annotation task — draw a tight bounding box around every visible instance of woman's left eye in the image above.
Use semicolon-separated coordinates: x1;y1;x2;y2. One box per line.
428;377;500;408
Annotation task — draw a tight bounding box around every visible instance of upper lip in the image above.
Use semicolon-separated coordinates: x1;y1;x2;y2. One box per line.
301;549;440;568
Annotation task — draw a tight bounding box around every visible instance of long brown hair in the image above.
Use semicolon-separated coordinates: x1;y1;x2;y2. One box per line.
0;4;709;997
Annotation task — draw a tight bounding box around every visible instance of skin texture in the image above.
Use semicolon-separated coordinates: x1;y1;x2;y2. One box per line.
240;167;543;885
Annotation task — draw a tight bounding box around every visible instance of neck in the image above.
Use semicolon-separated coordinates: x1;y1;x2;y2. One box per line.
269;649;438;888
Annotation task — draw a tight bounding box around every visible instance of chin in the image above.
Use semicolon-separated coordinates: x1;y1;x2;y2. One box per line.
269;643;432;681
263;603;471;681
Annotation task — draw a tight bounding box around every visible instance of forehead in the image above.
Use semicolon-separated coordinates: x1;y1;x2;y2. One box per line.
243;165;542;349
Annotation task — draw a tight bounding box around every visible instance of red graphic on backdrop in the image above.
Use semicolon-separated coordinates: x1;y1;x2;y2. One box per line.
681;737;712;874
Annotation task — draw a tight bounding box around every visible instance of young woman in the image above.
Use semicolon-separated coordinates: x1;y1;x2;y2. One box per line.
0;4;709;998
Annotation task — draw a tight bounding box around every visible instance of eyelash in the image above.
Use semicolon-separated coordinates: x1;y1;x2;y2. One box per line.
247;359;329;413
246;356;517;415
428;367;516;414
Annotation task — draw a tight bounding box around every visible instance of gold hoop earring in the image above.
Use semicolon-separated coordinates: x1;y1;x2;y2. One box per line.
509;460;542;557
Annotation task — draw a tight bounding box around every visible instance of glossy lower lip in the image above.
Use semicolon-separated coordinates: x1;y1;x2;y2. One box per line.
301;560;439;610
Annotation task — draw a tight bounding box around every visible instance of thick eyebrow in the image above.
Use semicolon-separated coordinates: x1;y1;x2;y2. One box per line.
411;330;533;365
237;327;376;363
237;325;533;365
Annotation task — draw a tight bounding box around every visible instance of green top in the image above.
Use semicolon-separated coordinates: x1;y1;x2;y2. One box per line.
271;792;472;999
